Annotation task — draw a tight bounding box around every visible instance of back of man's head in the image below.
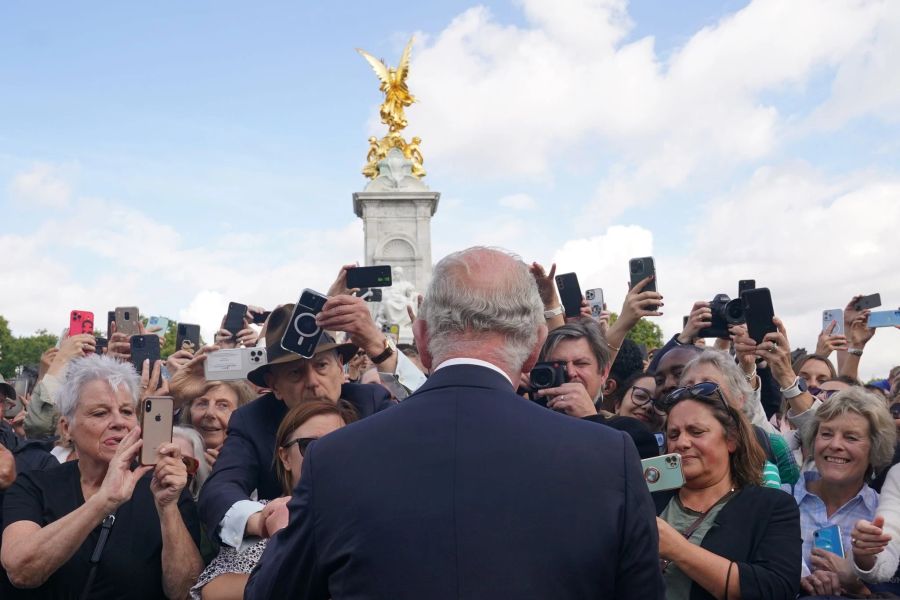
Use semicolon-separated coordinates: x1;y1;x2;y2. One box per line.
417;247;544;372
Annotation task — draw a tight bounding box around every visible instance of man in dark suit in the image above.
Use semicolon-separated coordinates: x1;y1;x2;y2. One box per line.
198;304;393;549
246;247;664;599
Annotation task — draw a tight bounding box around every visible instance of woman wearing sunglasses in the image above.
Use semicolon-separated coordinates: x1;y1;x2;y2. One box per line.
655;381;801;600
191;400;356;600
614;372;664;432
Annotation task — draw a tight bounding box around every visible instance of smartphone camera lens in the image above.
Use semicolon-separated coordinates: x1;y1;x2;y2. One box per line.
124;312;130;320
145;401;152;413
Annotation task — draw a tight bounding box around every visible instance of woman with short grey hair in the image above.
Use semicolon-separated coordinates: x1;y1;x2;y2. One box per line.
1;354;202;599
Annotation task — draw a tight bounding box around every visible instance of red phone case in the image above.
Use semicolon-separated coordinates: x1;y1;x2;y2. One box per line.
69;310;95;336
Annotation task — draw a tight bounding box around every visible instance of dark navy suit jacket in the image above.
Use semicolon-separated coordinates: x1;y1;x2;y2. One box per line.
198;383;392;537
245;364;664;600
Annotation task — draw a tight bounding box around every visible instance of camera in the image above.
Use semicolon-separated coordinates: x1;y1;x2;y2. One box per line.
528;361;568;407
281;289;329;358
697;293;745;339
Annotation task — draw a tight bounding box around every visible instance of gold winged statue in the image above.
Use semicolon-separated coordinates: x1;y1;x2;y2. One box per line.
357;37;425;179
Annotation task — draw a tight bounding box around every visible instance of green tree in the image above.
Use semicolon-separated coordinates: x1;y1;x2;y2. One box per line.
608;313;664;350
0;315;59;378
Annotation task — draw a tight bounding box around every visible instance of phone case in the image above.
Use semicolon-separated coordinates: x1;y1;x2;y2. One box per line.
853;293;882;311
641;453;684;492
146;316;169;337
629;257;657;310
738;280;756;297
203;347;268;381
743;288;776;344
69;310;95;336
346;265;393;289
281;290;328;358
813;524;845;558
140;396;174;465
555;273;583;318
867;310;900;328
223;302;248;337
176;323;201;352
130;335;161;374
585;288;604;318
115;306;140;336
822;309;845;335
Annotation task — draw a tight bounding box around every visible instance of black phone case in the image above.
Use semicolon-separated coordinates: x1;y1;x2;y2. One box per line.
853;293;882;311
743;288;776;344
176;324;201;352
346;265;393;289
281;290;328;358
555;273;583;318
130;335;161;373
629;257;657;310
738;280;756;297
224;302;248;336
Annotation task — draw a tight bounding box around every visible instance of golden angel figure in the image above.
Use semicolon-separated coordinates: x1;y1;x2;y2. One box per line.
357;38;416;133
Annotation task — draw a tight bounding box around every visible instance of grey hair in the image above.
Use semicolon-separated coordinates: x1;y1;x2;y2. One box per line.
539;318;612;374
57;354;141;424
173;425;211;501
682;349;753;408
419;247;544;371
801;387;898;473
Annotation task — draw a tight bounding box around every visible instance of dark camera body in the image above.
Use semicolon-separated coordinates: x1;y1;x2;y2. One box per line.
698;293;746;339
281;289;328;358
528;361;568;407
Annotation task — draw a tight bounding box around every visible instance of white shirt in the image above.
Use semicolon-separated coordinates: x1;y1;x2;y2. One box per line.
854;463;900;583
433;357;514;386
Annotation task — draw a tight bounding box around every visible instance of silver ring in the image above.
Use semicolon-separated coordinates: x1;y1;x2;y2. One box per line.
559;395;565;402
769;343;777;352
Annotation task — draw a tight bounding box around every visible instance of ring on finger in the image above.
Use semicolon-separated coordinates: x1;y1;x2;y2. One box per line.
559;395;565;402
769;343;777;352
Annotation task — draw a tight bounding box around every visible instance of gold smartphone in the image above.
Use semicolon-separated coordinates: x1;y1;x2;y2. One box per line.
140;396;173;466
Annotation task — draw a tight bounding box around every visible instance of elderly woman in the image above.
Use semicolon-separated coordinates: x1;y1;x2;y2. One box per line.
793;387;896;597
680;349;800;486
655;381;801;600
191;399;356;600
0;355;202;599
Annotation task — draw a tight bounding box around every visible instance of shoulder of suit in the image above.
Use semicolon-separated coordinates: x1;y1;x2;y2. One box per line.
342;382;389;402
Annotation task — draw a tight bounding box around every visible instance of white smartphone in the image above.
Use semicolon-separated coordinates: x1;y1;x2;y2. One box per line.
146;316;169;338
822;309;844;335
204;347;268;381
585;288;605;319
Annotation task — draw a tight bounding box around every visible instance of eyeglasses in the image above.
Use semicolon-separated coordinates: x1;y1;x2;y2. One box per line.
808;387;840;401
628;385;664;413
656;381;731;415
282;437;319;457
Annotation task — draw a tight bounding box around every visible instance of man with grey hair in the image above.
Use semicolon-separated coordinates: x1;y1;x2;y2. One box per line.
247;247;664;600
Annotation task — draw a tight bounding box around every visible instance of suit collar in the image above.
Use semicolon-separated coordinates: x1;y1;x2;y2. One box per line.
413;363;516;396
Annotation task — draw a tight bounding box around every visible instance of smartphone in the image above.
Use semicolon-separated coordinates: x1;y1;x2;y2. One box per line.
555;272;583;318
743;288;776;344
281;290;329;358
223;302;248;338
146;316;169;337
585;288;604;319
355;288;383;303
95;337;108;355
115;306;141;337
69;310;94;336
822;309;845;335
868;310;900;329
107;311;116;337
204;347;268;381
813;524;845;559
130;335;161;374
738;279;756;297
140;396;174;466
853;293;882;311
629;257;657;310
346;265;393;289
653;432;666;454
641;453;684;492
250;310;271;325
175;323;201;353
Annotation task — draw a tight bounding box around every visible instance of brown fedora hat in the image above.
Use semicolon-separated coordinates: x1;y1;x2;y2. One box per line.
246;303;357;387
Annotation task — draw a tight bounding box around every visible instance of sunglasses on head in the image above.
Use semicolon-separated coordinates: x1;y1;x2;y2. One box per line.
656;381;731;414
282;437;319;457
808;386;840;401
891;404;900;420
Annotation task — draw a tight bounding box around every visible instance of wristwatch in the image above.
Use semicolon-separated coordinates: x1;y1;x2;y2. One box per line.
370;337;397;365
543;306;564;319
780;376;808;399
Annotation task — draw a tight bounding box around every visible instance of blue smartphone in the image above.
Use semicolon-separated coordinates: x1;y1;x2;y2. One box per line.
868;310;900;329
813;524;845;558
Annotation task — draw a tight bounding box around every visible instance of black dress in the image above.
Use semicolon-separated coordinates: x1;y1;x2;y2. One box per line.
2;460;200;599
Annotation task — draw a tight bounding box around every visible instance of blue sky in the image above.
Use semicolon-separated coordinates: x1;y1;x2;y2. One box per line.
2;0;899;378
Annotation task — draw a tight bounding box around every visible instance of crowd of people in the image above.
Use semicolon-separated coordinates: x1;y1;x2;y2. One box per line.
0;246;898;599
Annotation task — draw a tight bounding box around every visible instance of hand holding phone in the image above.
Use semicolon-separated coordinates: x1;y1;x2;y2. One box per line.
223;302;249;339
140;396;174;466
629;257;658;311
813;524;845;559
641;453;684;492
281;290;329;358
555;272;583;318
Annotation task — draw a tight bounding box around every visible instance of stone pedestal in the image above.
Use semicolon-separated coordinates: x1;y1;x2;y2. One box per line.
352;191;440;294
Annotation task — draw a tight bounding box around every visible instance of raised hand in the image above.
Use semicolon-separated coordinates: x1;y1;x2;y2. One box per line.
851;516;892;571
816;320;849;358
150;443;188;510
529;262;558;307
96;427;153;512
679;301;711;344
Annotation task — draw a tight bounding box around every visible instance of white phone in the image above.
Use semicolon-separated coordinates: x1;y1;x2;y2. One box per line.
822;309;844;335
585;288;605;319
204;348;268;381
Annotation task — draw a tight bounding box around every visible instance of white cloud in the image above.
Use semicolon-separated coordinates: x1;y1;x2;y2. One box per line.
8;163;72;208
498;193;538;211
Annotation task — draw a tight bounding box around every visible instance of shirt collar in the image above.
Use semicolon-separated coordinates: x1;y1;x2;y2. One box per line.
433;358;514;387
795;470;879;512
